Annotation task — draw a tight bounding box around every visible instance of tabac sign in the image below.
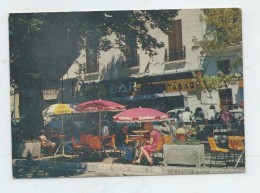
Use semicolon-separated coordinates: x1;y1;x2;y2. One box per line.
166;79;196;93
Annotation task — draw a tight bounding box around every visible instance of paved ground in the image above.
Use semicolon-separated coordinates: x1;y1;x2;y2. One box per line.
12;146;245;178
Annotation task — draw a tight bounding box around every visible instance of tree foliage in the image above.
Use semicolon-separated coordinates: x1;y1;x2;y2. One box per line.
192;8;242;55
9;10;178;139
193;72;243;93
191;8;243;92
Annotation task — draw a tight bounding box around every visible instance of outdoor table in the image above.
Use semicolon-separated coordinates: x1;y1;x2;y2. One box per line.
131;130;148;135
96;135;113;158
52;134;66;156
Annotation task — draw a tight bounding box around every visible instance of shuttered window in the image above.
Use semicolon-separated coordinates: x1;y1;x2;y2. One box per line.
168;19;185;61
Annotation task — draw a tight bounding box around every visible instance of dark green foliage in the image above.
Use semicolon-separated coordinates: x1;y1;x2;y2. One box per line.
9;10;178;139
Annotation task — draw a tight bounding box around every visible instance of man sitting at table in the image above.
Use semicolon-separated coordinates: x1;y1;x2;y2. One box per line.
64;120;80;154
132;122;160;166
115;124;134;163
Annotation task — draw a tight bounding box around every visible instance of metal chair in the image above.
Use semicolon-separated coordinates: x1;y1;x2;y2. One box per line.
163;135;172;144
88;137;103;160
208;137;230;168
152;137;166;158
228;136;245;165
71;138;89;157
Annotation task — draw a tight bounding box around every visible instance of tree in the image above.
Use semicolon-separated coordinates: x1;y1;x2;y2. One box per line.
192;8;243;92
9;10;178;139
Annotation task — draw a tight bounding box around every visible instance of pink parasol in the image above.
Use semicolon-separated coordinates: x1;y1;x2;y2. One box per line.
76;99;126;135
76;99;126;112
113;107;170;123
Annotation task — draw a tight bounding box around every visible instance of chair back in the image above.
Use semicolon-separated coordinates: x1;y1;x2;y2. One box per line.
163;135;172;144
208;137;219;151
176;133;187;142
78;134;87;145
88;137;102;150
228;136;244;151
85;134;94;145
156;137;165;152
106;134;116;149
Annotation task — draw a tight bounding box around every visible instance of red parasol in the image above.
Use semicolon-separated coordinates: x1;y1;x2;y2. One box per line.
76;99;126;135
76;99;126;112
113;107;170;123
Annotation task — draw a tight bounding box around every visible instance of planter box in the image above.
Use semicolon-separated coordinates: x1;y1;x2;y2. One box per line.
13;142;41;158
163;144;205;167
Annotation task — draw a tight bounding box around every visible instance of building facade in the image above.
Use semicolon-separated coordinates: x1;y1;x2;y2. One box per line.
43;9;243;114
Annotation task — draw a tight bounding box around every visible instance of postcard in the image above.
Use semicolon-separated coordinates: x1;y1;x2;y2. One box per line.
9;8;245;179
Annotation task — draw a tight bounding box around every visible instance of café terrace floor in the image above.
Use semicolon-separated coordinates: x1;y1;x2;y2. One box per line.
12;148;245;178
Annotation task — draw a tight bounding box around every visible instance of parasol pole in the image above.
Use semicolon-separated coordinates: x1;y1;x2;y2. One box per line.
61;113;65;155
99;112;101;135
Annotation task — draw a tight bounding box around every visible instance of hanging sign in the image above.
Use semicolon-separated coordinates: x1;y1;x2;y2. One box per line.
43;89;59;100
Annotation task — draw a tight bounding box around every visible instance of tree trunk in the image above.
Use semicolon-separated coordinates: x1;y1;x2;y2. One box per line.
18;76;44;140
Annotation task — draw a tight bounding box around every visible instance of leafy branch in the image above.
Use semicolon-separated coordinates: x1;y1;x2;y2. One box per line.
192;72;243;93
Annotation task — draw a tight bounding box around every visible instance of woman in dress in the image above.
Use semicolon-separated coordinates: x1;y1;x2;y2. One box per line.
132;122;161;166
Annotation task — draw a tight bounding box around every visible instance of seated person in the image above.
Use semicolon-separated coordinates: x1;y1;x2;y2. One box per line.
64;120;80;154
39;129;56;148
115;124;134;163
132;122;160;166
176;122;188;141
101;121;109;136
101;120;110;144
169;119;177;142
157;121;170;135
39;134;56;148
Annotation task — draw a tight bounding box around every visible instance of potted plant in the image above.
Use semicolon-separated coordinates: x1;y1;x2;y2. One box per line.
163;138;205;167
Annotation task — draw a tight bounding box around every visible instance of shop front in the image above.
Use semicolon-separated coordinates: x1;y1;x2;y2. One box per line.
78;71;201;112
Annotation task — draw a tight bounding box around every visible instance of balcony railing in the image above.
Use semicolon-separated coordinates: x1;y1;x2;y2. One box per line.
86;62;99;73
164;46;186;62
122;54;140;68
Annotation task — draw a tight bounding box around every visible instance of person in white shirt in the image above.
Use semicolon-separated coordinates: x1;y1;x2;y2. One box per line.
101;121;109;136
157;121;170;134
180;107;193;125
100;121;110;145
206;105;217;125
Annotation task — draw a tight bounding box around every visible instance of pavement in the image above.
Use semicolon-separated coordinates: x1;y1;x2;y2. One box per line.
12;149;245;178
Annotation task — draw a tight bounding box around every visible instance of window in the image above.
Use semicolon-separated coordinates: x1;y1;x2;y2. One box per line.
124;42;139;68
167;19;185;61
86;48;99;73
217;60;230;74
219;89;233;109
